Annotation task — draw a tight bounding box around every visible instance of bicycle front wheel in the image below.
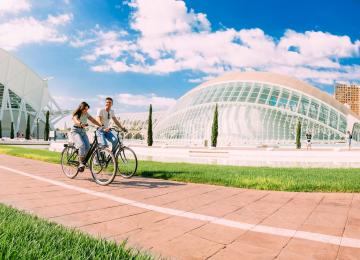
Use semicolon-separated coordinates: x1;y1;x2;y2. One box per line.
90;147;117;185
61;146;79;179
117;146;138;178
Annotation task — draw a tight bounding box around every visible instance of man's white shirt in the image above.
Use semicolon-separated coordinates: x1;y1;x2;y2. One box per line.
97;108;115;128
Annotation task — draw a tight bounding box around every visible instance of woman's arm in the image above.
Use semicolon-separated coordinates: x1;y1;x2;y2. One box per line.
88;115;102;127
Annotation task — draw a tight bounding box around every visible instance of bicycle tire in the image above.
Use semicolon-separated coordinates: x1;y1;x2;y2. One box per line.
61;146;79;179
90;147;117;185
117;146;138;178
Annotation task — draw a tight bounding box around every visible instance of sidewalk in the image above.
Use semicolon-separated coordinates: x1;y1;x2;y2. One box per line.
0;154;359;259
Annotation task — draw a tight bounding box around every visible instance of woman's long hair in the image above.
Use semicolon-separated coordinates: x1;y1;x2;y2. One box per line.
72;102;90;119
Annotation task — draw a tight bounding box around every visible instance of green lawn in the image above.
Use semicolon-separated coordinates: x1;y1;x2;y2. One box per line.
0;203;152;260
0;145;360;192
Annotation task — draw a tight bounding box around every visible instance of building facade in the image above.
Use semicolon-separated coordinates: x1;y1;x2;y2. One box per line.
335;83;360;116
0;48;63;138
155;72;359;145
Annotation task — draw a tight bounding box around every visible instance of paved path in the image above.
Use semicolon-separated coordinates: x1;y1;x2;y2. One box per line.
0;154;359;259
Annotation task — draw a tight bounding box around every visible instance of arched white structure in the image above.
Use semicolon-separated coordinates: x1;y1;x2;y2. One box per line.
155;72;360;145
0;48;63;137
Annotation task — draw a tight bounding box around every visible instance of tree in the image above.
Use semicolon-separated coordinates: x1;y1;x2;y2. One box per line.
147;104;153;146
296;119;301;149
25;114;31;140
211;104;219;147
36;119;39;140
44;110;50;141
10;122;14;139
0;120;2;139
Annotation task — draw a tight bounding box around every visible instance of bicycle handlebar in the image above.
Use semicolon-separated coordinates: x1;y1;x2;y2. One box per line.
109;127;128;133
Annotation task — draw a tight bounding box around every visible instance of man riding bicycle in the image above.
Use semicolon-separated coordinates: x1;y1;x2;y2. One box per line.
97;97;127;153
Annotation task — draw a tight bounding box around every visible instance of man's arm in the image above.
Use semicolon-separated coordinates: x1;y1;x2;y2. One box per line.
112;116;126;131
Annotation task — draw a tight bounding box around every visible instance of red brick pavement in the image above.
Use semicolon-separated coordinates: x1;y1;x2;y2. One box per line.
0;154;359;260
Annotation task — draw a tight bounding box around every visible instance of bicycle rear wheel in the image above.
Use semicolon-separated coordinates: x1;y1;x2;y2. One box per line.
90;147;117;185
61;146;79;179
117;146;138;178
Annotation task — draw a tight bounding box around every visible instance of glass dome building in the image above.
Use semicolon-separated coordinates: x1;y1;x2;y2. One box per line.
155;72;360;145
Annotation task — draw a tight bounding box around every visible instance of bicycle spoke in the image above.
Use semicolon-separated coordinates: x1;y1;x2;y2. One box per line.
117;147;138;178
90;148;117;185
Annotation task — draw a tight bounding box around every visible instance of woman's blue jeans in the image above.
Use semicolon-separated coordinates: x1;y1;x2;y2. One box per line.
71;128;90;157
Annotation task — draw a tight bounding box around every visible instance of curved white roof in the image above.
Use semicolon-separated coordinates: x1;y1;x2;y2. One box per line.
0;48;50;112
188;71;357;118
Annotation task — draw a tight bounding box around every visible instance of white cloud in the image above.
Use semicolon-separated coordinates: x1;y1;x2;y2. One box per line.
72;0;360;85
53;92;176;114
116;93;176;110
0;14;73;50
0;0;30;16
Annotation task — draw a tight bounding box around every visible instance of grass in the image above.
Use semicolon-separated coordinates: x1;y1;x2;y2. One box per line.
0;203;152;260
1;145;360;192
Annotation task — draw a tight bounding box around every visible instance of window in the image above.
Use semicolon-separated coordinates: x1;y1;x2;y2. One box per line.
229;83;242;101
238;83;252;102
277;90;290;109
339;115;347;133
298;96;310;115
329;110;338;129
258;86;271;104
267;88;280;106
288;93;299;112
309;101;319;119
318;105;329;124
8;89;21;109
247;84;261;103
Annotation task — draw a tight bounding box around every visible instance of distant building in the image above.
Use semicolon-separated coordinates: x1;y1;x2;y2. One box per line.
335;83;360;116
155;72;360;145
115;111;164;140
0;48;64;138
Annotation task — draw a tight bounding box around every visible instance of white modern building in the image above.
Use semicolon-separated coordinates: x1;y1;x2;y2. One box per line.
117;111;164;140
154;72;360;145
0;48;63;138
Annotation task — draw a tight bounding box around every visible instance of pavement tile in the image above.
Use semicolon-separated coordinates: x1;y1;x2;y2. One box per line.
190;223;246;244
32;198;121;218
51;205;147;227
209;242;278;260
113;216;204;250
152;233;224;260
337;246;360;260
79;211;169;238
277;238;339;259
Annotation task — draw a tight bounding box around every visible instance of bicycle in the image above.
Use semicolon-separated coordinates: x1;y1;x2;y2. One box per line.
109;127;138;178
60;127;117;186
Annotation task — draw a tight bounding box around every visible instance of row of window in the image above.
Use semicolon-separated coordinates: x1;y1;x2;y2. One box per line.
173;81;347;133
0;85;36;113
156;103;345;142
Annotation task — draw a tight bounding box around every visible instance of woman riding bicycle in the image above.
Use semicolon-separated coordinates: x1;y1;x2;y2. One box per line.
71;102;102;172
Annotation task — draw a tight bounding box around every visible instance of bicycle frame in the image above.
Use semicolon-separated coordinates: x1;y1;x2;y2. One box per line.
83;130;101;163
64;129;101;165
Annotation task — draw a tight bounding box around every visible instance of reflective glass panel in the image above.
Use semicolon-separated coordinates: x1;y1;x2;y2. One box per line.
258;86;271;104
288;93;299;112
277;90;290;109
267;88;280;106
309;101;319;119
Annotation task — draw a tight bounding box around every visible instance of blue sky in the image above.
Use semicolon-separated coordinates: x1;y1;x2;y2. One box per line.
1;0;360;113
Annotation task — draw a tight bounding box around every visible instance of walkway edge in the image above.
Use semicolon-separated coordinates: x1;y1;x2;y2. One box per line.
1;164;359;249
